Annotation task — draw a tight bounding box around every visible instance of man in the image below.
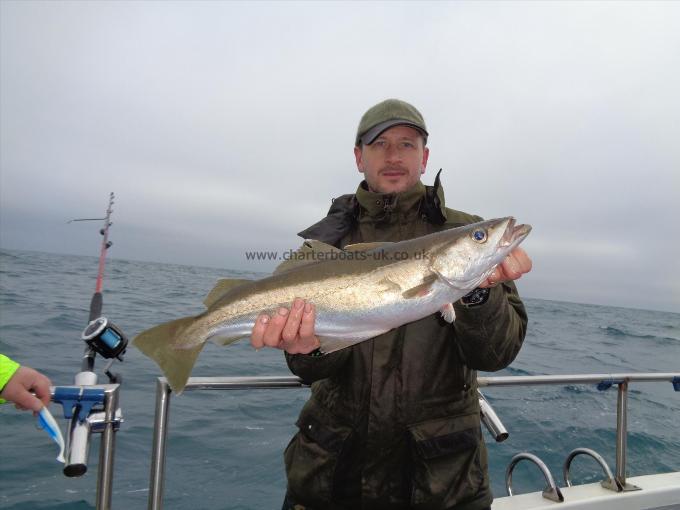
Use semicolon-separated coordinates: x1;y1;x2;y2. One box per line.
0;353;52;412
251;99;532;510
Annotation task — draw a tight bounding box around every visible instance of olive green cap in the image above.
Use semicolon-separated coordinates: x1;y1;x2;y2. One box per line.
355;99;428;146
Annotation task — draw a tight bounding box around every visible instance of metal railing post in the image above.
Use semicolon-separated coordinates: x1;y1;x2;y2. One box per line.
96;385;119;509
615;381;628;485
148;378;172;510
615;381;640;491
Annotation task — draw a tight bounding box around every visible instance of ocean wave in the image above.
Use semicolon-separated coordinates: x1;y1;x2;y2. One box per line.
599;325;678;344
42;313;85;329
3;502;94;510
562;384;597;395
502;366;534;376
0;249;24;261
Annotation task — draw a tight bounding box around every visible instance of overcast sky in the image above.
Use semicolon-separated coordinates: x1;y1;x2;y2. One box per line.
1;1;678;313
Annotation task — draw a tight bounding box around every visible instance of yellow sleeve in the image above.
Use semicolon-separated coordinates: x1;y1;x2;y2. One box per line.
0;354;21;404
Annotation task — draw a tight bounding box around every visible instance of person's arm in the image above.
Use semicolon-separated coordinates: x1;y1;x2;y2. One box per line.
284;348;351;384
451;245;532;371
453;280;528;371
0;354;20;404
0;354;52;411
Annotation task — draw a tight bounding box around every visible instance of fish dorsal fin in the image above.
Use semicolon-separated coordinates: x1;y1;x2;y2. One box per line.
344;241;392;252
203;278;252;307
273;240;341;275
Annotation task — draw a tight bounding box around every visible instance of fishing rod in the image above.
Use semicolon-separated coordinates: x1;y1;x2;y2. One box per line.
53;192;127;488
70;192;128;375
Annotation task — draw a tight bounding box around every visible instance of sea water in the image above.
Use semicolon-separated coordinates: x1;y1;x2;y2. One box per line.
0;248;678;509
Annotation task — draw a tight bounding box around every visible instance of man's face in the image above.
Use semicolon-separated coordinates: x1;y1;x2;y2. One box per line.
354;125;429;194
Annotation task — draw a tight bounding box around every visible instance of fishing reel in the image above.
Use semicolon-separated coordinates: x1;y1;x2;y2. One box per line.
81;317;128;361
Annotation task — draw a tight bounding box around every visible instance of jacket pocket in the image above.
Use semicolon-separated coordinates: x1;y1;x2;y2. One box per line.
407;412;486;509
284;404;354;505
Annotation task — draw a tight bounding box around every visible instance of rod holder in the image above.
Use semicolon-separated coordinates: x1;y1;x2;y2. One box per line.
50;384;122;509
64;416;92;477
478;390;509;442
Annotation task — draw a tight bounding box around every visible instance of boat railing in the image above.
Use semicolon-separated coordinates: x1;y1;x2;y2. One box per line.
147;372;680;510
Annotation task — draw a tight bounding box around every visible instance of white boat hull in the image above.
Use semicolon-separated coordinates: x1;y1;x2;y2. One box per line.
493;471;680;509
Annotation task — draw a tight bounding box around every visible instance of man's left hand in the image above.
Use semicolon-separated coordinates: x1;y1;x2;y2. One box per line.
480;247;532;288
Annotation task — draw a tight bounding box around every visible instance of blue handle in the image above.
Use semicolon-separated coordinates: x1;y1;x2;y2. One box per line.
53;387;106;423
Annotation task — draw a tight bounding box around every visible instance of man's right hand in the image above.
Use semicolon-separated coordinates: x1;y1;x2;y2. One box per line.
250;298;321;354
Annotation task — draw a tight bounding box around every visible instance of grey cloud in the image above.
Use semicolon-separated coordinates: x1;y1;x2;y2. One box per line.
1;1;678;313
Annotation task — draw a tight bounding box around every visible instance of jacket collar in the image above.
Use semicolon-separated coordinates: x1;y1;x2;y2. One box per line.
297;169;448;246
355;180;428;219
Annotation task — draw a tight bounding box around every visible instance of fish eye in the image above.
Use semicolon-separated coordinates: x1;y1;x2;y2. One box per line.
472;229;487;243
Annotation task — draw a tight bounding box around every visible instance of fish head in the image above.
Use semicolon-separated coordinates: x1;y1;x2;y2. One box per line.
429;217;531;290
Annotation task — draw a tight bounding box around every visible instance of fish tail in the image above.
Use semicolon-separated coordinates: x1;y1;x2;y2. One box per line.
133;317;204;394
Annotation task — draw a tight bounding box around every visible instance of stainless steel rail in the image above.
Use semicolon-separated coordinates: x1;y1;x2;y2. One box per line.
97;384;120;509
506;452;564;502
563;447;616;490
147;372;679;509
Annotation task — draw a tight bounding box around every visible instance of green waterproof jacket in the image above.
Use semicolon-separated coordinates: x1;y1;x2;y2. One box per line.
283;173;528;510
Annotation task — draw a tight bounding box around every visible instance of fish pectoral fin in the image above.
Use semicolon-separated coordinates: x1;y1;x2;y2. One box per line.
430;267;464;289
402;273;438;299
273;240;341;275
203;278;252;308
439;303;456;323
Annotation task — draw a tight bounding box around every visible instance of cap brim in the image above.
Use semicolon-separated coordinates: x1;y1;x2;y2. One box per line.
359;120;428;146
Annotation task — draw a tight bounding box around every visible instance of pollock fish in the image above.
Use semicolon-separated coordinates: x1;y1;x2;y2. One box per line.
134;217;530;393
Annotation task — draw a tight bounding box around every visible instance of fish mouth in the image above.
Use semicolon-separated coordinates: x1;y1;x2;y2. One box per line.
500;217;532;248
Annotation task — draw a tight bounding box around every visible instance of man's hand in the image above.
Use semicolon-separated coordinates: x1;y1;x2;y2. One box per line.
0;366;52;413
250;298;321;354
480;247;532;288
